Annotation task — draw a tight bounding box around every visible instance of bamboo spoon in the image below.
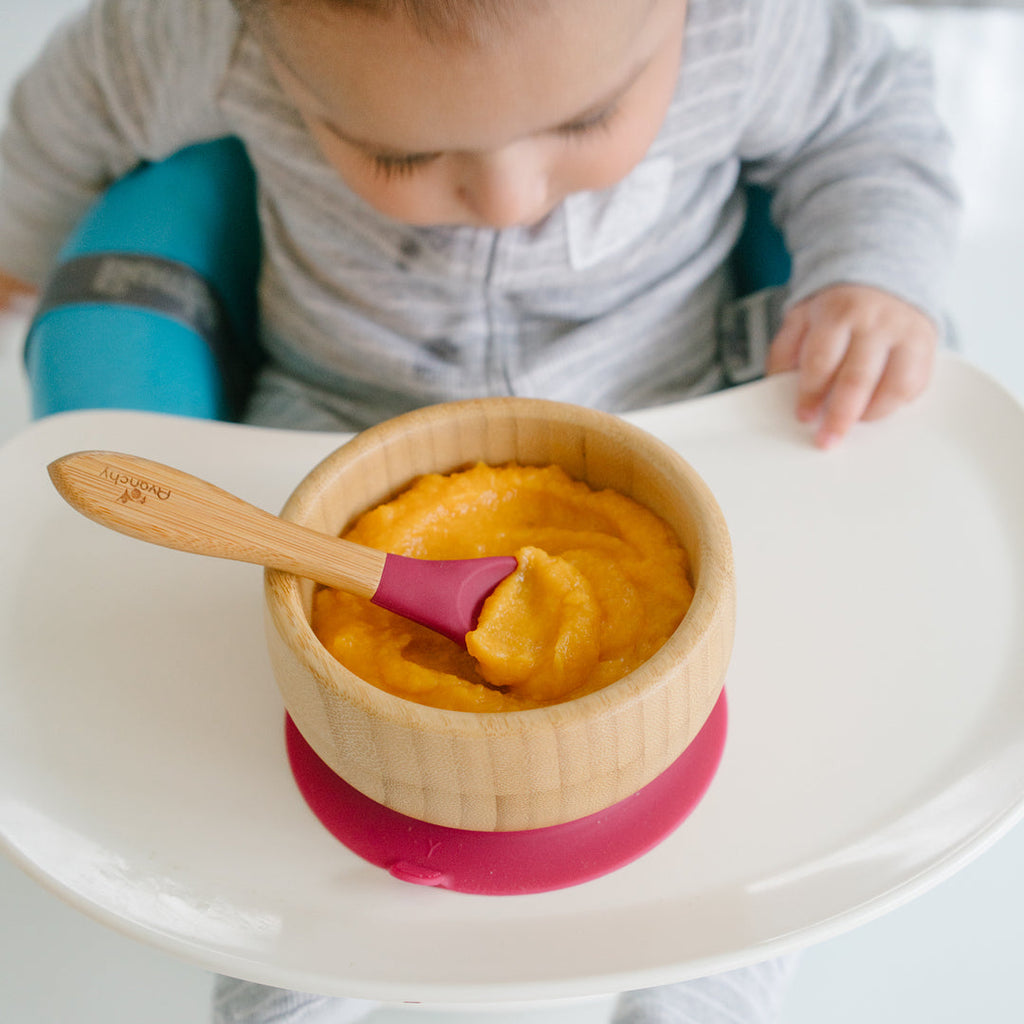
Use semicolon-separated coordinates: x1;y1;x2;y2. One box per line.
47;451;517;645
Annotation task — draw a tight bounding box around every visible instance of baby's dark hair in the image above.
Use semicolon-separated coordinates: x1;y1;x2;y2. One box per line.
234;0;544;44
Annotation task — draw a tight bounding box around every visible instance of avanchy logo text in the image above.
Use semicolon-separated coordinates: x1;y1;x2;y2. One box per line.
99;464;172;505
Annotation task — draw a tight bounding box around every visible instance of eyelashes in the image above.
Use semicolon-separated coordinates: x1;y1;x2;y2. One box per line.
555;102;621;140
368;151;442;180
360;102;622;180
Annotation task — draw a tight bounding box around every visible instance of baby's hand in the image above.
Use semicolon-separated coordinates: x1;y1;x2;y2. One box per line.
766;284;937;449
0;269;36;314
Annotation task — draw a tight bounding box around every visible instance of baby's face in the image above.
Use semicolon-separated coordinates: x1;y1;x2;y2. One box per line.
261;0;687;228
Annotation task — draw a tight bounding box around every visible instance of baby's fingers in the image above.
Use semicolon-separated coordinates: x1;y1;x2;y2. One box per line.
769;285;939;447
767;305;849;426
790;322;854;426
813;337;892;448
817;336;935;447
860;341;936;422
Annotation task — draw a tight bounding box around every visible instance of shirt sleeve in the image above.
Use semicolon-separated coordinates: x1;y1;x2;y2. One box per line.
0;0;239;285
737;0;961;326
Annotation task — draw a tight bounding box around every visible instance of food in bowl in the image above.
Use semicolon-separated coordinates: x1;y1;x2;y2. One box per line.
311;462;693;712
264;397;733;830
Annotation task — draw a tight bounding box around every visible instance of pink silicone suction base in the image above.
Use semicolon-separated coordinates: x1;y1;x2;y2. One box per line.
286;690;727;896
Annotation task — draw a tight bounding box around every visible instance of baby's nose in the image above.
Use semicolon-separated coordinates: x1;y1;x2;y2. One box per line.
456;148;551;229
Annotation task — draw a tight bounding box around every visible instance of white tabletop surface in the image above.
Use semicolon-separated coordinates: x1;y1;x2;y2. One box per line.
2;354;1022;1004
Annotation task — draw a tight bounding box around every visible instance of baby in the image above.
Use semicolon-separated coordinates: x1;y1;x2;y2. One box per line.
0;0;958;450
0;0;958;1020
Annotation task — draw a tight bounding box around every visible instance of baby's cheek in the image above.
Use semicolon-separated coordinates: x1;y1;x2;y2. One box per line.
306;123;454;225
561;110;670;198
356;176;452;226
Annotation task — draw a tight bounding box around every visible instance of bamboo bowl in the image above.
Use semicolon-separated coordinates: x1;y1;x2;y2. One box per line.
264;397;734;832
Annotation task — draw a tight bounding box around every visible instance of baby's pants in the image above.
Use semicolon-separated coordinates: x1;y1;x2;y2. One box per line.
212;957;800;1024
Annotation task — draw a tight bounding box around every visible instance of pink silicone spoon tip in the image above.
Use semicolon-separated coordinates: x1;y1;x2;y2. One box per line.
371;553;518;645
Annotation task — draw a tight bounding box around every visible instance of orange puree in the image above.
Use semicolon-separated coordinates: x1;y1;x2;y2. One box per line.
311;463;693;712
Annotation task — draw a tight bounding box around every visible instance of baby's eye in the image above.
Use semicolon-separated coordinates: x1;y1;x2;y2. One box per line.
556;103;621;140
368;151;441;180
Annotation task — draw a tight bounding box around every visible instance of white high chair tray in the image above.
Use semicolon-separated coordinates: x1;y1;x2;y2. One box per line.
2;353;1023;1004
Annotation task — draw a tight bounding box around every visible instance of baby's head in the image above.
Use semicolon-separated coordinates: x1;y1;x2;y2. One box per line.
238;0;686;228
239;0;541;46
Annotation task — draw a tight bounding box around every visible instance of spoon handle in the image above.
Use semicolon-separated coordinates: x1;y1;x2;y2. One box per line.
48;450;385;597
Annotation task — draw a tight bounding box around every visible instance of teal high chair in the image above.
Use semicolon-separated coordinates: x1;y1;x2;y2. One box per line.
24;138;262;421
23;137;790;419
